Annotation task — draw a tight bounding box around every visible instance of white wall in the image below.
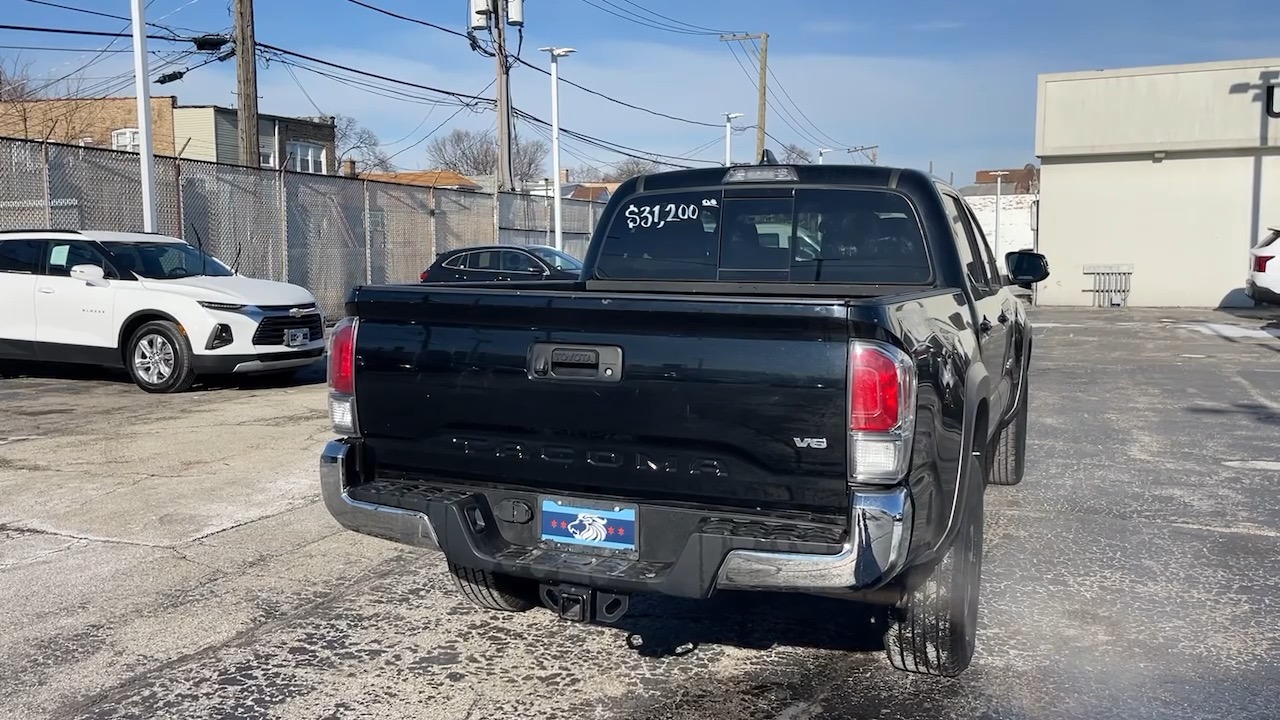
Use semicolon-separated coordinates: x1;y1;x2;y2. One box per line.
1037;58;1280;157
1036;153;1280;307
966;193;1038;260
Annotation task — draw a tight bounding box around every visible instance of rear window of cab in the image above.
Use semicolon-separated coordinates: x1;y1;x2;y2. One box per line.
594;187;932;284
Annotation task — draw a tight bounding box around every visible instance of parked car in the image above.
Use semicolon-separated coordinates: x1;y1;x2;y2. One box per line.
0;229;325;392
420;244;583;283
321;158;1050;677
1246;226;1280;305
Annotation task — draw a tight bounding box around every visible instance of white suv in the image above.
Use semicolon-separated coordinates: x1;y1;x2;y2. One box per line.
0;229;326;393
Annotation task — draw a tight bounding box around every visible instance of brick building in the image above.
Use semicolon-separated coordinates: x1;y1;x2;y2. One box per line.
0;96;337;174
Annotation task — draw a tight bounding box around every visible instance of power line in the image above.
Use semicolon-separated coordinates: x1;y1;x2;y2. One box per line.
19;0;198;36
745;38;848;150
612;1;739;34
385;80;497;164
0;23;196;43
268;56;482;108
508;55;718;128
248;36;716;168
576;0;720;35
0;22;709;172
341;0;467;38
0;44;167;53
255;42;489;104
723;41;825;150
340;0;721;129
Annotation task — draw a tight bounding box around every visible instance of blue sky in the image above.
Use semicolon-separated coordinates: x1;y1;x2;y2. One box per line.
5;0;1278;182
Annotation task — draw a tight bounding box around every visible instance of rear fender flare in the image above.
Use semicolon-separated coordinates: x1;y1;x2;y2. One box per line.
1002;324;1034;426
924;361;990;562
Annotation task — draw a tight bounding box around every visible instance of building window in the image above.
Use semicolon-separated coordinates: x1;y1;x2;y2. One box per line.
259;141;276;169
286;141;326;174
111;128;140;152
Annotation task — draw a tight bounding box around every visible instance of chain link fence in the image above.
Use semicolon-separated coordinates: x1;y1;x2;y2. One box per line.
0;136;607;317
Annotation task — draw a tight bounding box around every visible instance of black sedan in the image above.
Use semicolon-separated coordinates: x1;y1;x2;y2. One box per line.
419;244;584;283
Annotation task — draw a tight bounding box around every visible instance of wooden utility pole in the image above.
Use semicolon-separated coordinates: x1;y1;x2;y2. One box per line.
492;1;515;192
719;32;769;158
234;0;259;168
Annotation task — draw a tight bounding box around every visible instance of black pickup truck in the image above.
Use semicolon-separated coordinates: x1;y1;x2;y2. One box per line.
320;157;1050;677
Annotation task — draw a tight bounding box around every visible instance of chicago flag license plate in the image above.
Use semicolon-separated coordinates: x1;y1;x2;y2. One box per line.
540;497;637;554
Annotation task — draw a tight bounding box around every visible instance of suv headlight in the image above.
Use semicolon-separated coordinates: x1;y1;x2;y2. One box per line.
198;301;246;311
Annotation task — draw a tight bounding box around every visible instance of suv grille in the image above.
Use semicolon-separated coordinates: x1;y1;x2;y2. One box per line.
257;302;317;313
253;314;324;346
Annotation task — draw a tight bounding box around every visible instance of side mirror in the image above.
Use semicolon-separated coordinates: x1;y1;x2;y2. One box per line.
70;263;109;287
1004;251;1050;289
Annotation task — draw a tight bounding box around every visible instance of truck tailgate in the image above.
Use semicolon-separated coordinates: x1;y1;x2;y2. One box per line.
352;289;853;517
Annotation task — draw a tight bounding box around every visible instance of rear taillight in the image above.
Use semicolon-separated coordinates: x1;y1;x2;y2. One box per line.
848;341;916;482
328;316;358;435
419;269;430;282
1253;255;1273;273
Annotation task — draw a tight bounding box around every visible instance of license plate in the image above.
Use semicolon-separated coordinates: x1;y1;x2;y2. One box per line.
286;328;310;347
540;497;637;554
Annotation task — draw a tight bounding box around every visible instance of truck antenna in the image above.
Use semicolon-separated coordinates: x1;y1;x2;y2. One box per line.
759;148;778;165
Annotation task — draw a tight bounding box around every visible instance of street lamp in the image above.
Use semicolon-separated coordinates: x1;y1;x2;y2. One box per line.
818;148;833;164
723;112;743;166
990;170;1010;255
540;46;575;252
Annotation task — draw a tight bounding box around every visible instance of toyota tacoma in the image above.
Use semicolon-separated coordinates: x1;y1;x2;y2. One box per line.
319;156;1050;677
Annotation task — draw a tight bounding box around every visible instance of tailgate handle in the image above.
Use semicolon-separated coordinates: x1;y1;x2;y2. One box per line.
528;343;623;383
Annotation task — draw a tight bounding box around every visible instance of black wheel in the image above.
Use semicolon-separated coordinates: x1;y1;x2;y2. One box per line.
448;562;538;612
126;321;196;393
885;450;985;677
989;369;1028;486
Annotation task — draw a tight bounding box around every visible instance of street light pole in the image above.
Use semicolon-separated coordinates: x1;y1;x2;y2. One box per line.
990;170;1010;255
723;112;743;166
130;0;157;231
818;148;832;164
540;46;575;252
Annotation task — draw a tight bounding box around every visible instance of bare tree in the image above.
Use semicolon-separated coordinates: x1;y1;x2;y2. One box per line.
334;114;394;173
566;164;606;183
0;55;38;101
600;157;664;182
0;55;101;143
780;143;813;164
425;128;549;183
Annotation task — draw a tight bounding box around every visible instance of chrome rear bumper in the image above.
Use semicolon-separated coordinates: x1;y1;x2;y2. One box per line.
320;439;912;593
320;439;441;550
714;487;912;592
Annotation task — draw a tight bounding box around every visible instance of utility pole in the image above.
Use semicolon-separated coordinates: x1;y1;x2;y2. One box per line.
846;144;879;164
234;0;259;168
723;112;743;166
130;0;157;231
719;33;769;158
491;1;516;192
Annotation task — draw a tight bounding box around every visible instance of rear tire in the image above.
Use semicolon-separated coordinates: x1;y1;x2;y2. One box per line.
126;321;196;394
448;562;538;612
885;450;985;677
989;367;1029;486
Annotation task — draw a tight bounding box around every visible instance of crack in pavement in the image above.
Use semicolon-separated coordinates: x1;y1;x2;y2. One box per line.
58;553;415;718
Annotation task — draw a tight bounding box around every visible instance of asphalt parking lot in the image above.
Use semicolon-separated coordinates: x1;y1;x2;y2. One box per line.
2;306;1279;720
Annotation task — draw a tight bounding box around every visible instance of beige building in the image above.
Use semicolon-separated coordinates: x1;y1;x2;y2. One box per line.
1035;57;1280;307
0;96;337;175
